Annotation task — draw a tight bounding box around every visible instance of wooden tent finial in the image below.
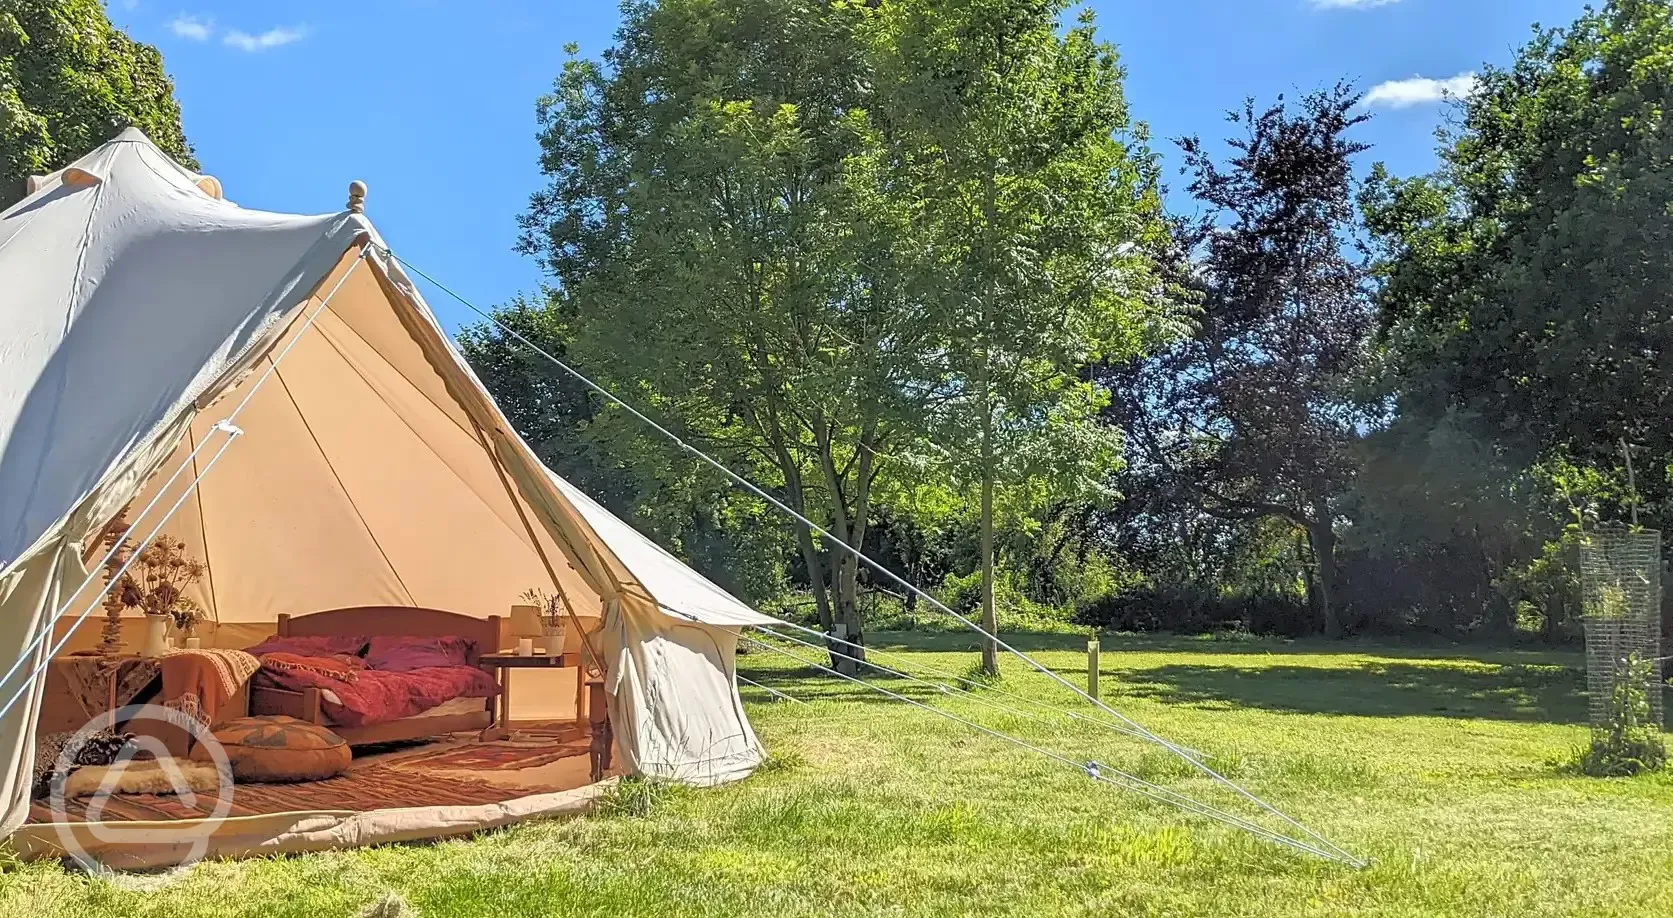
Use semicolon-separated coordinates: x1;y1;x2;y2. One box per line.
347;180;367;214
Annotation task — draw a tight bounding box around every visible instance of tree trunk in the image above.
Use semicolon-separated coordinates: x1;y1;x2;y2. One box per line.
1309;518;1342;639
977;165;1000;678
979;416;999;676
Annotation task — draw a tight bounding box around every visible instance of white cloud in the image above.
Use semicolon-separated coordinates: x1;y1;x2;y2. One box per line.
223;25;307;52
1363;73;1479;109
168;14;212;41
1311;0;1402;8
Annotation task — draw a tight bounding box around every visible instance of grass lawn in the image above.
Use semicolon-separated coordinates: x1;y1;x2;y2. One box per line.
4;632;1671;917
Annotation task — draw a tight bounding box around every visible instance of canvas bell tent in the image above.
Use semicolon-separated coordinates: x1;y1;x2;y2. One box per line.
0;129;770;860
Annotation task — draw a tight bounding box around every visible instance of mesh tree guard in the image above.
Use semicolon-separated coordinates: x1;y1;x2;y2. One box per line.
1579;529;1664;731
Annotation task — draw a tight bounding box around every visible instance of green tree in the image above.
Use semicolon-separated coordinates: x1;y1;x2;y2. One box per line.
1363;0;1673;521
514;2;950;666
1;0;194;208
871;0;1177;672
1103;86;1375;638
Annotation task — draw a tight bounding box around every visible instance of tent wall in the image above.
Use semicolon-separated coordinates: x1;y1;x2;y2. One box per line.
606;596;765;785
101;251;605;630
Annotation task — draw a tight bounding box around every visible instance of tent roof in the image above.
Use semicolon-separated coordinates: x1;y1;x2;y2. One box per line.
549;473;774;627
0;129;766;629
0;128;360;567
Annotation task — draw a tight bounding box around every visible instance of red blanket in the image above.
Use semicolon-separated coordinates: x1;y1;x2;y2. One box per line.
255;663;497;728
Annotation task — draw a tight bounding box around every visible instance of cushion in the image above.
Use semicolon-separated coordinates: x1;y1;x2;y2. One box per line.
363;635;474;672
190;715;350;783
245;634;368;658
260;651;365;683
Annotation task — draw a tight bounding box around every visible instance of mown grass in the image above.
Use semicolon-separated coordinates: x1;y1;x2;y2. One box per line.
4;632;1671;917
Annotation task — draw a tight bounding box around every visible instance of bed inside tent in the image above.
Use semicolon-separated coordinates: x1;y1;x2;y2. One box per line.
0;130;770;868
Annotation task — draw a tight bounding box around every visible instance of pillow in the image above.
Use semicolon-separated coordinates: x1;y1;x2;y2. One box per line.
190;715;350;783
260;652;364;684
363;635;474;672
245;634;368;658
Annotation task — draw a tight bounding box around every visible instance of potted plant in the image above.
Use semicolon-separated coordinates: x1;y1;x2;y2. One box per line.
169;603;206;649
520;587;569;652
116;536;207;657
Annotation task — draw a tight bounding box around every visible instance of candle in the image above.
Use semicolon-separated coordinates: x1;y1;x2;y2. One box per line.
517;637;534;656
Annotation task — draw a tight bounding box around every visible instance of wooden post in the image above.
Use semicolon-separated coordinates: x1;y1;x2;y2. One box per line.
1087;634;1100;701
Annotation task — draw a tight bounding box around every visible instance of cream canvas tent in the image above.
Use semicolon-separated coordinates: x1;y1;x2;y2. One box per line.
0;129;771;855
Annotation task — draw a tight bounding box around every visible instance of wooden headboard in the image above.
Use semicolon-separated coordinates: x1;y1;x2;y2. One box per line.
275;607;502;664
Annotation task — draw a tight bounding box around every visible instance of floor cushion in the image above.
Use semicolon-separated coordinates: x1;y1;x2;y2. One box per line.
190;715;350;783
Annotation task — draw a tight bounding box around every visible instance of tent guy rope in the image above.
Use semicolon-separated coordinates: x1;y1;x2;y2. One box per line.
0;249;370;723
735;630;1354;864
762;616;1205;757
736;623;1348;861
391;249;1364;868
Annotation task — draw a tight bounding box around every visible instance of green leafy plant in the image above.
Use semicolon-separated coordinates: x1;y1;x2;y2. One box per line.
1575;652;1666;777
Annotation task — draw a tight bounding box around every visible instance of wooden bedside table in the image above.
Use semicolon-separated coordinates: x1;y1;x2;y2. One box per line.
478;650;577;738
477;651;611;781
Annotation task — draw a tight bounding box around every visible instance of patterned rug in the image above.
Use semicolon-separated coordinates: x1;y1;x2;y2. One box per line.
27;725;594;824
388;726;591;772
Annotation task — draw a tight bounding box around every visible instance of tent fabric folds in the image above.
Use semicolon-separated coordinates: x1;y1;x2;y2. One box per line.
0;130;767;839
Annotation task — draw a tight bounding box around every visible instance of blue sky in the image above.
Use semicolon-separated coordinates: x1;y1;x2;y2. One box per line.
109;0;1586;332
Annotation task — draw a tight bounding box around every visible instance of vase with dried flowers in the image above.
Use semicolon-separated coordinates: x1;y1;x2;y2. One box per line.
115;535;207;658
520;587;569;651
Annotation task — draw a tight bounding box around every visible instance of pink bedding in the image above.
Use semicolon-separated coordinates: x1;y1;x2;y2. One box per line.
255;662;498;728
364;634;473;672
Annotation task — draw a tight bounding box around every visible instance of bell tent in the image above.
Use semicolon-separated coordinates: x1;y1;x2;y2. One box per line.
0;129;770;860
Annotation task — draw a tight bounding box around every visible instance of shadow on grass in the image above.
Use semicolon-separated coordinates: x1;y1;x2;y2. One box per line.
1108;660;1587;724
739;663;967;707
869;629;1584;667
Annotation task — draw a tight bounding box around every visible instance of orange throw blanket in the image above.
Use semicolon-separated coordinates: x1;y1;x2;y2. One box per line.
159;649;260;726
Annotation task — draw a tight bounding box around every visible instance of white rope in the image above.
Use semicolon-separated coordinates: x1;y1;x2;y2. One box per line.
735;672;807;706
737;631;1352;863
761;616;1204;757
0;250;369;721
0;431;242;722
755;618;1058;720
0;433;223;704
390;250;1363;868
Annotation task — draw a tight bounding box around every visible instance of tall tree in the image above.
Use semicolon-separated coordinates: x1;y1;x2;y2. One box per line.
1363;0;1673;527
1;0;194;208
872;0;1177;673
514;1;947;666
1106;86;1375;637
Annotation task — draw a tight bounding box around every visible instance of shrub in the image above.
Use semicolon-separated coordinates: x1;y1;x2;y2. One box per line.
1073;585;1312;636
936;569;1078;632
1574;653;1667;778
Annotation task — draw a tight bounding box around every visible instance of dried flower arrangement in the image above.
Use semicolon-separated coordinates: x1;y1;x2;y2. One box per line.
520;587;569;635
97;522;207;654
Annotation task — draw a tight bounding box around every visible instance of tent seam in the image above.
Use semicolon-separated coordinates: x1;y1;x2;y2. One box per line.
269;357;415;605
311;316;547;557
315;294;483;446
